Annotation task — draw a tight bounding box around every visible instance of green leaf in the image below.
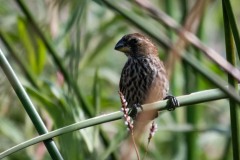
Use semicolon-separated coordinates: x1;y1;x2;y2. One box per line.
17;18;37;74
36;38;46;75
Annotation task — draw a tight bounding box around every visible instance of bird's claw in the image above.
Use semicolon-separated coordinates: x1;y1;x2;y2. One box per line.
164;95;179;111
128;103;142;119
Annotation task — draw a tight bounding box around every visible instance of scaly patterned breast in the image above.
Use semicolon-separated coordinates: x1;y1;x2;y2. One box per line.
119;55;168;108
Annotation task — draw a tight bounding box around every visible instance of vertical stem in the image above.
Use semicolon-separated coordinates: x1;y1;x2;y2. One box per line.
165;0;174;39
180;0;188;23
180;1;199;160
223;0;240;61
0;49;63;159
222;2;240;160
184;64;199;160
165;0;179;158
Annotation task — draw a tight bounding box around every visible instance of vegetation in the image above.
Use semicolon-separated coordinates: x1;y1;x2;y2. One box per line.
0;0;239;159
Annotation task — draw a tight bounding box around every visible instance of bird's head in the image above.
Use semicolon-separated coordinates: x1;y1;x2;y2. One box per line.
114;33;158;57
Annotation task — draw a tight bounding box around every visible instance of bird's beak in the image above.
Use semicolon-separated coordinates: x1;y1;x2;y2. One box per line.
115;38;130;53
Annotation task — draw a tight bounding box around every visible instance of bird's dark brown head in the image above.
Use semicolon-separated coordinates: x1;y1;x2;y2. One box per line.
115;33;158;57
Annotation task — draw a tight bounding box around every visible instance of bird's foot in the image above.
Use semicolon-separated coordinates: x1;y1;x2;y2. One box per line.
128;103;143;119
164;95;179;111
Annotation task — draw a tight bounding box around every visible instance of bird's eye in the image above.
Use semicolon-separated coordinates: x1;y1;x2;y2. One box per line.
130;38;138;44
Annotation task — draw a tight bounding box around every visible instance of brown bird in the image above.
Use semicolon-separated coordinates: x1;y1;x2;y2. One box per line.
115;33;177;119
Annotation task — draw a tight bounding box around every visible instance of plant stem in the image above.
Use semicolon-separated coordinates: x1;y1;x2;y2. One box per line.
0;49;63;160
14;0;93;116
223;0;240;61
223;2;240;160
1;85;240;158
102;0;240;105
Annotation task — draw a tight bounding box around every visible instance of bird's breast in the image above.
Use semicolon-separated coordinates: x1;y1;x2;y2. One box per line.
119;56;168;106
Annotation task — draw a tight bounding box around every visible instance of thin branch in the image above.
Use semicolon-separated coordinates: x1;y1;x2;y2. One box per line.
0;85;239;158
134;0;240;82
101;0;240;105
166;0;206;78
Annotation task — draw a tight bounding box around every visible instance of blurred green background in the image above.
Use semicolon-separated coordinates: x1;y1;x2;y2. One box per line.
0;0;239;160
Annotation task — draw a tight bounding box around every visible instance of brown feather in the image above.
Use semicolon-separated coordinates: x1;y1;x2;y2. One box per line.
116;33;168;111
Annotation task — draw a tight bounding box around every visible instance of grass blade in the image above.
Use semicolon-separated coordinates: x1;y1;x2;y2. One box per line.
223;0;240;61
0;49;63;160
223;2;240;159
